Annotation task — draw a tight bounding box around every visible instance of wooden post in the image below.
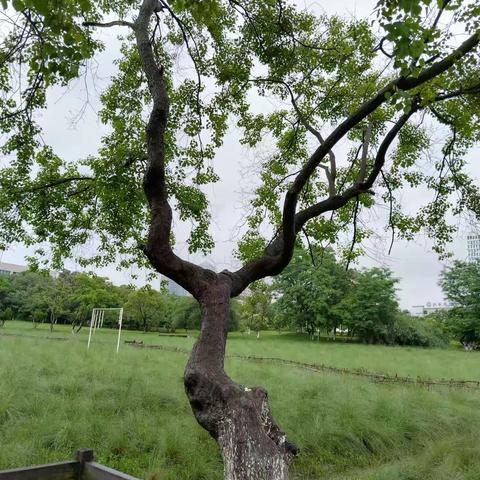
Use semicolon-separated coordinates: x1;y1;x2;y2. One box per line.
75;448;94;479
75;448;94;463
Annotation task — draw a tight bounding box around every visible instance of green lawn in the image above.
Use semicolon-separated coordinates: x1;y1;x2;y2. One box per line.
1;321;479;479
5;320;478;381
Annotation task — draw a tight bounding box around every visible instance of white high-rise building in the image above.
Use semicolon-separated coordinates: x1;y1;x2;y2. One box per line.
467;234;480;262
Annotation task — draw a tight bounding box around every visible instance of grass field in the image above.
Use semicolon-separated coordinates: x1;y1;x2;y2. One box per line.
1;320;480;479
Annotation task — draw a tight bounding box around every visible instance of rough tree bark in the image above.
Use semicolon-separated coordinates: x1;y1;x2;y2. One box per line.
83;3;480;478
184;275;298;480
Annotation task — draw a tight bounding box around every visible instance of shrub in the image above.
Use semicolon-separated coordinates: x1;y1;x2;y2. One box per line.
393;313;449;348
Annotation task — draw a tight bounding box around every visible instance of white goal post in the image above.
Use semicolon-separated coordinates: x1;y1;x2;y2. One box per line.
87;307;124;353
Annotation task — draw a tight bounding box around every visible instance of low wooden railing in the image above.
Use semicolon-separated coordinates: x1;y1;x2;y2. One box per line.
0;449;140;480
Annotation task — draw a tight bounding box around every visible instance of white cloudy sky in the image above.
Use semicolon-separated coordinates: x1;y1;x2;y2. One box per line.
1;0;478;310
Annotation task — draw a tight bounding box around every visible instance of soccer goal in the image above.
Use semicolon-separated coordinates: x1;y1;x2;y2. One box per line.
87;307;124;353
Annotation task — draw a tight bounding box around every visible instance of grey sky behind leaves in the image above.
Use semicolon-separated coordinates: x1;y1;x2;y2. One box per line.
1;0;478;311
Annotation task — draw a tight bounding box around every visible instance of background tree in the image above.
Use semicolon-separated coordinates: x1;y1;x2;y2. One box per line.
273;248;351;337
0;307;13;327
171;295;239;333
124;285;166;332
240;282;272;338
6;271;55;323
343;267;399;344
440;260;480;350
1;0;480;478
170;296;202;332
0;275;11;312
0;276;12;327
0;270;129;329
393;310;449;348
66;272;128;328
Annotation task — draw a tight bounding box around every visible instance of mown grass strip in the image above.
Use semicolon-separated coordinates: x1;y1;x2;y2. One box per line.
124;339;480;390
2;331;478;390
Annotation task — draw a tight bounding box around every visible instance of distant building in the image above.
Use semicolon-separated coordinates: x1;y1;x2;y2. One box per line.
411;301;453;316
0;262;28;276
467;233;480;262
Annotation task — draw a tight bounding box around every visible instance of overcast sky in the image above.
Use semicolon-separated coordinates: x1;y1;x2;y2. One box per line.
1;0;478;311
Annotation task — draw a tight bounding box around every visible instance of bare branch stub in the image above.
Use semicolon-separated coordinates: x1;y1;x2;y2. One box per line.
380;170;395;255
358;123;372;183
346;195;360;271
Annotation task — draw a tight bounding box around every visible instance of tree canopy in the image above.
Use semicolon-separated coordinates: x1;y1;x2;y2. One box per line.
1;1;479;478
344;267;399;343
271;247;447;346
0;269;224;332
0;1;479;278
273;248;350;336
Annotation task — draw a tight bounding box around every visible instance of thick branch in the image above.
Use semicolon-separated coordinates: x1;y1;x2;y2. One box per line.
83;20;135;29
319;164;335;197
289;30;480;200
380;169;395;255
227;31;479;295
22;176;93;193
432;0;451;31
228;108;417;296
133;0;212;298
346;196;360;271
282;32;479;262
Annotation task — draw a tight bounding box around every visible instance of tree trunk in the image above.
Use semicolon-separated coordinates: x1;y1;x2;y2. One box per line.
184;275;298;480
50;310;56;332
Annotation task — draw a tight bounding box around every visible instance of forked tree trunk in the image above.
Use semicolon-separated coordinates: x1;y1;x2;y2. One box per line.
132;2;298;475
184;276;298;480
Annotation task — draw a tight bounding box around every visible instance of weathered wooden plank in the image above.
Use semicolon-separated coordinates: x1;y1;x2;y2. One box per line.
0;461;79;480
82;462;140;480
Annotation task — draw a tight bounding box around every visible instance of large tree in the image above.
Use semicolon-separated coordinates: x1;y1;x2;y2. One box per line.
273;248;351;337
1;0;480;478
5;270;56;322
240;281;272;337
124;284;166;331
344;267;399;344
440;259;480;349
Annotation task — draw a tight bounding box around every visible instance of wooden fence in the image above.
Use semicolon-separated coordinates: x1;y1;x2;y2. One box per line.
0;449;140;480
125;339;480;390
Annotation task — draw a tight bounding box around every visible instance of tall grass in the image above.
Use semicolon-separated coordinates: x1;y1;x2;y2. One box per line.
1;322;479;479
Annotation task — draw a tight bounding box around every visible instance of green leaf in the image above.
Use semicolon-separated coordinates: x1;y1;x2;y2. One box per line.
12;0;25;10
